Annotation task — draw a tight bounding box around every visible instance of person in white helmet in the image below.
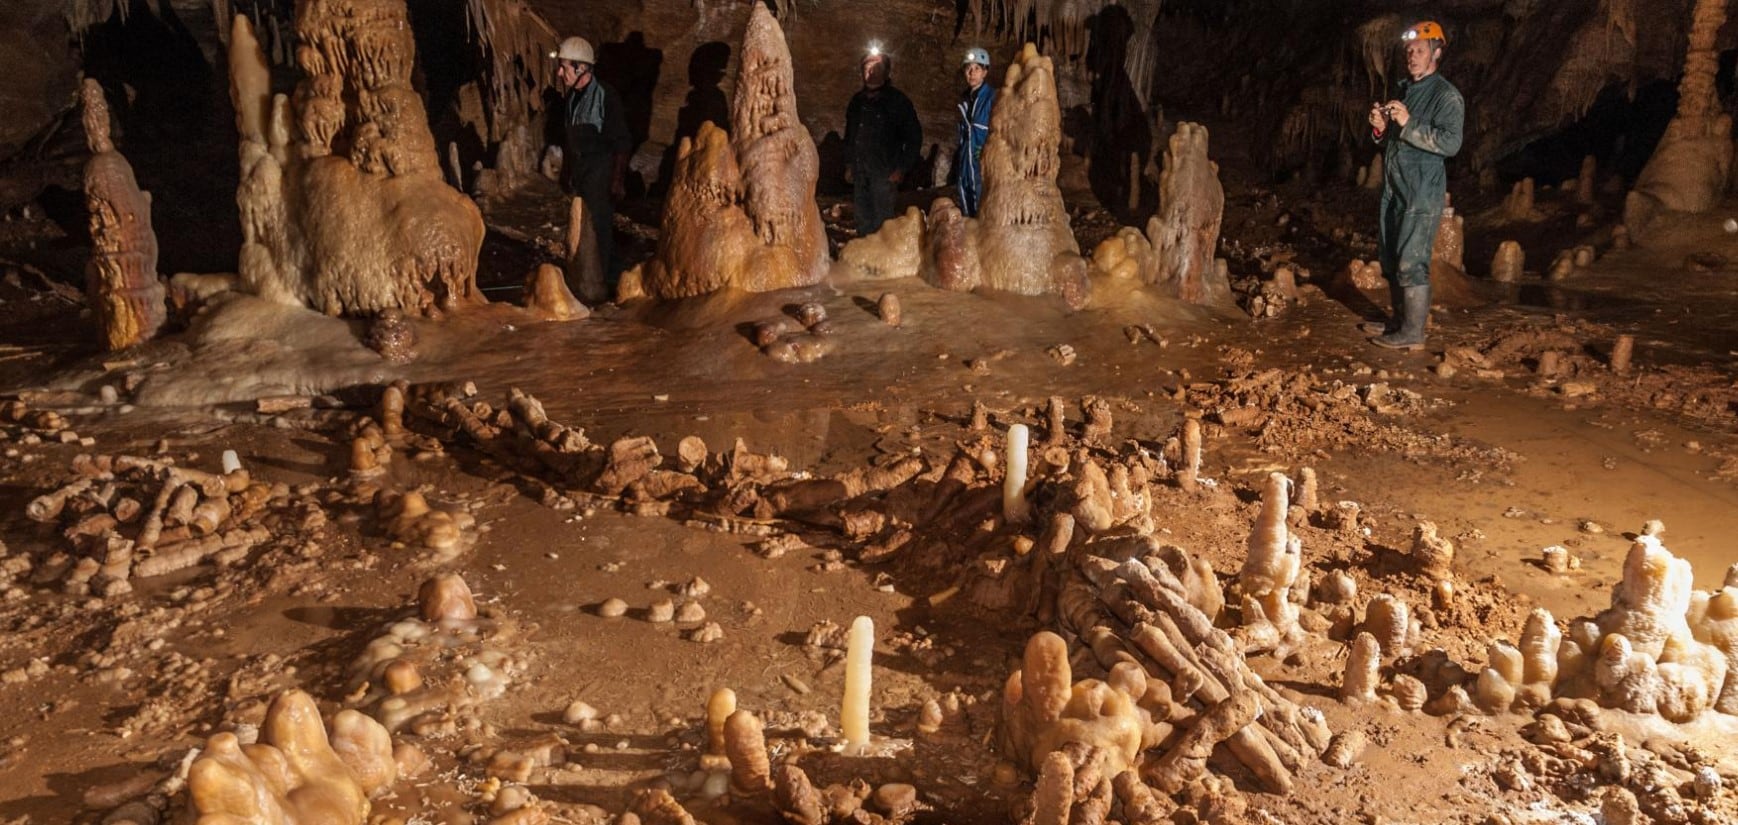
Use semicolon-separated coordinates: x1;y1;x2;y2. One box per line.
955;48;995;217
551;35;632;286
845;47;923;236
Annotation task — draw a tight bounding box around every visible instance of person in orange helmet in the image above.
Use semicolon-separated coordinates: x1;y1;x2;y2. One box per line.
1364;20;1464;350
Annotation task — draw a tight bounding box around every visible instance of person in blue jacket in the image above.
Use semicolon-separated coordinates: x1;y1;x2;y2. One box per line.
955;47;996;217
1365;20;1464;350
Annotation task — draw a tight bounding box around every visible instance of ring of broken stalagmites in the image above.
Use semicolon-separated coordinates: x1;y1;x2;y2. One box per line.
22;452;313;597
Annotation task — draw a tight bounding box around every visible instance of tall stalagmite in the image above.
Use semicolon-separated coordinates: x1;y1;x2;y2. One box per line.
974;44;1091;307
635;5;828;299
79;78;166;350
1147;123;1224;303
230;3;486;317
1623;0;1732;237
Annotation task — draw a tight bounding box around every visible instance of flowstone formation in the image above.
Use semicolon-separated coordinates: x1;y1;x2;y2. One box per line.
1623;0;1733;238
80;78;166;350
229;1;486;317
632;5;828;300
837;44;1089;309
1088;123;1226;304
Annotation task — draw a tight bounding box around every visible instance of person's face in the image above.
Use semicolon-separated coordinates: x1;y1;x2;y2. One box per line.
862;57;887;88
964;63;987;89
557;59;592;90
1404;40;1439;80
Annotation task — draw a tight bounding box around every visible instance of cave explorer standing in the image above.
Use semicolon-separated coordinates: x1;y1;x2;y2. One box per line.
551;36;632;295
845;47;923;236
955;47;996;217
1365;20;1464;350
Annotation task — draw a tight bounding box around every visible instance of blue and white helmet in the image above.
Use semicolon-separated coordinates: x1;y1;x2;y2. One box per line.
963;47;991;68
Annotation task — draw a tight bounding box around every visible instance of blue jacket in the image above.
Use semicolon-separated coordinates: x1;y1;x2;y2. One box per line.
956;84;995;182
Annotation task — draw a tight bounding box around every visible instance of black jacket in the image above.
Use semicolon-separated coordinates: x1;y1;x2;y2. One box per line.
845;84;922;177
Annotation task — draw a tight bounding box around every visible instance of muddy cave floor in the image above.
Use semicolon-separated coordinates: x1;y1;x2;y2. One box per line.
3;194;1738;824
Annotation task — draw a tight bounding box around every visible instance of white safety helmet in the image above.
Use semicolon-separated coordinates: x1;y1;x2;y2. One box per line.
550;36;595;65
963;47;991;68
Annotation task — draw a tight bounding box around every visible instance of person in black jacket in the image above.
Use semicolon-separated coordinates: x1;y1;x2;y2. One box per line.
552;36;632;285
845;49;922;236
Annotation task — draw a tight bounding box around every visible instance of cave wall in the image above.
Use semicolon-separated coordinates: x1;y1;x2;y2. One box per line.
0;0;82;161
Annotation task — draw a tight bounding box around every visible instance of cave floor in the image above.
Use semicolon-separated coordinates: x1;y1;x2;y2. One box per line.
0;194;1737;824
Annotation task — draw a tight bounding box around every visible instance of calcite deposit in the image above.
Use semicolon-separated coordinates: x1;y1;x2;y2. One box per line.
634;5;827;299
1624;0;1734;237
229;3;485;317
189;690;396;824
80;78;167;350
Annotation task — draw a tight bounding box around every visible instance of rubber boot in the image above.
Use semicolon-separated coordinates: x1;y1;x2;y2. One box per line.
1359;279;1404;335
1370;285;1429;350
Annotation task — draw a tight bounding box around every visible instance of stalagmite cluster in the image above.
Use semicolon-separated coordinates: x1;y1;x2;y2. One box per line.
229;2;486;317
79;78;167;350
1088;123;1226;304
1624;0;1734;237
188;690;396;824
1472;536;1737;721
632;5;828;300
837;45;1089;308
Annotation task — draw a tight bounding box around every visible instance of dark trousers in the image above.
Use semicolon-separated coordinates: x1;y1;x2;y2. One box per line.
853;169;896;236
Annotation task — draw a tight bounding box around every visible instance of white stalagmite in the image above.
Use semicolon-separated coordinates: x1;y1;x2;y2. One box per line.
842;615;875;751
1004;424;1031;523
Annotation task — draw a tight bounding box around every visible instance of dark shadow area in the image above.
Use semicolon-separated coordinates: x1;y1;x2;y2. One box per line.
599;32;663;198
655;41;732;195
1081;5;1154;224
1494;80;1676;189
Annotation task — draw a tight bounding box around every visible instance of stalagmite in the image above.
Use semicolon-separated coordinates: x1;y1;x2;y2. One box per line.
1004;424;1031;523
1045;397;1067;445
563;198;605;304
1296;467;1319;513
1177;419;1202;493
1238;472;1301;651
637;5;828;298
1576;155;1597;204
229;6;485;317
842;615;875;751
724;709;771;796
189;690;395;823
79;78;166;350
418;573;478;622
1625;0;1733;237
1341;632;1380;703
1502;178;1537;222
1410;521;1454;578
1145;123;1225;303
1609;334;1635;374
1361;153;1383;191
1364;595;1410;659
972;44;1090;307
1490;241;1524;283
704;688;735;767
877;293;901;326
523;264;589;321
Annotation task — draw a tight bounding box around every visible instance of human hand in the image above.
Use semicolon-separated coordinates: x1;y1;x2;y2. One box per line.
1385;100;1410;128
1367;103;1386;131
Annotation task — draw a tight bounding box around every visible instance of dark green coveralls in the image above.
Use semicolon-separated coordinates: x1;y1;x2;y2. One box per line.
1376;73;1464;290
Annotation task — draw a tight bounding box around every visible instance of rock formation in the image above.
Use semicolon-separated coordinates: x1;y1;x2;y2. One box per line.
229;3;486;318
973;44;1090;306
189;690;395;824
1146;123;1225;303
1086;122;1226;304
80;78;166;350
634;5;828;299
836;44;1089;308
1623;0;1733;238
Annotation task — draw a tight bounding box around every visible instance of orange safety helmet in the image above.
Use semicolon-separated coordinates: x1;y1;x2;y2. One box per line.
1401;21;1447;45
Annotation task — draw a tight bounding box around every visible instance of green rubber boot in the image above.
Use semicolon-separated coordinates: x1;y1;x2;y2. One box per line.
1370;285;1429;350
